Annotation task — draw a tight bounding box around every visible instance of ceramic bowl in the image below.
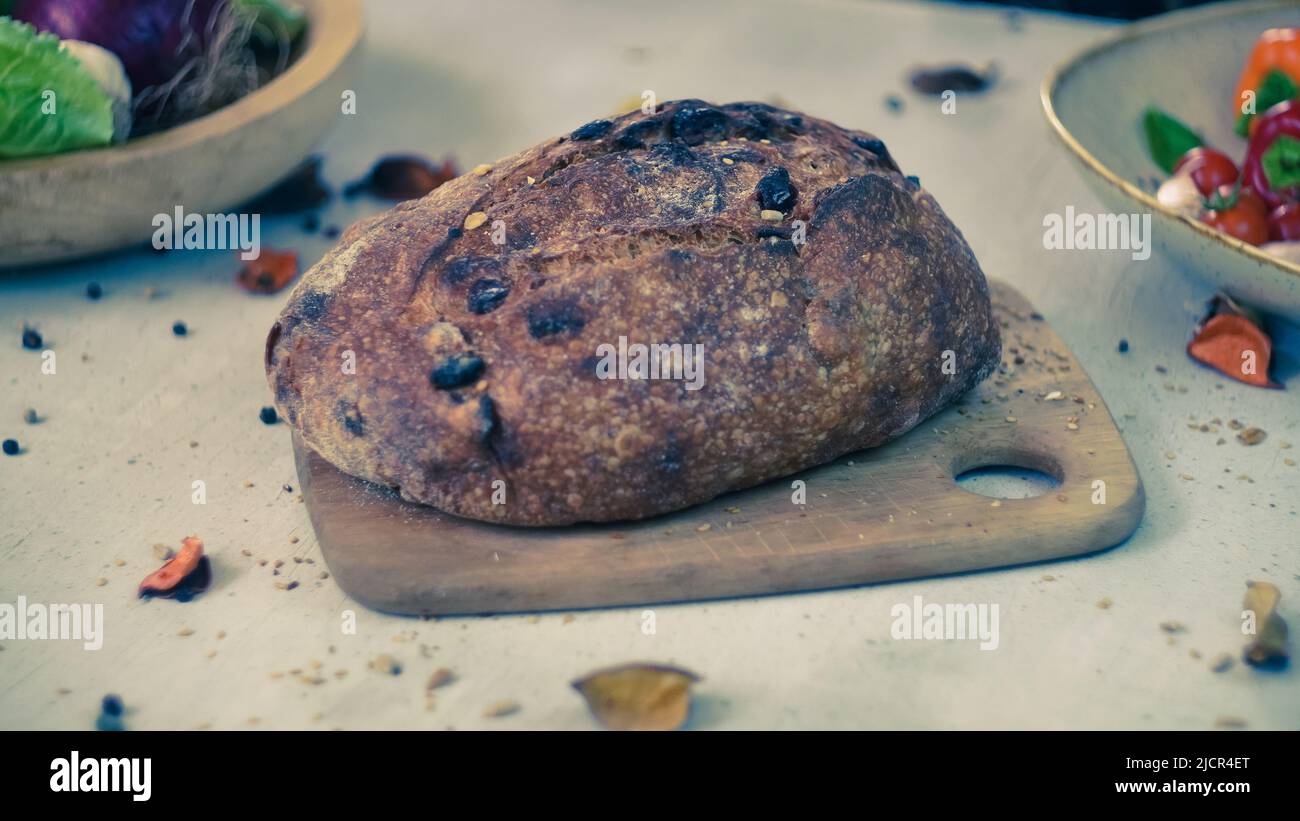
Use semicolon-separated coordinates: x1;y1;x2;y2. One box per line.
1043;0;1300;323
0;0;363;268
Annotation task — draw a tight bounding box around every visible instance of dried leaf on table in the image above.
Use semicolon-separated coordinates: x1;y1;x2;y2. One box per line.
138;536;211;601
242;156;332;213
1242;581;1289;669
572;663;700;731
344;155;459;201
909;63;997;95
237;247;299;294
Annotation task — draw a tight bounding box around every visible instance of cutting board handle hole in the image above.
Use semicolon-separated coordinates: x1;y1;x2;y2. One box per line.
952;447;1063;500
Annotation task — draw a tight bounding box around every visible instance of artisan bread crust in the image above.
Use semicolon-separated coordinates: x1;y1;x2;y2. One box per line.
266;100;1000;525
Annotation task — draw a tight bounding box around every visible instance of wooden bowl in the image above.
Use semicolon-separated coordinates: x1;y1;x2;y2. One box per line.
0;0;363;268
1043;0;1300;323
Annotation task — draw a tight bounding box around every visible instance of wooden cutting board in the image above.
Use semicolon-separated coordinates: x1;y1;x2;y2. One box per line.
295;280;1144;616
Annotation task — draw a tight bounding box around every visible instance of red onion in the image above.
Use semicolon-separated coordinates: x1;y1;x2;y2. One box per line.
13;0;227;91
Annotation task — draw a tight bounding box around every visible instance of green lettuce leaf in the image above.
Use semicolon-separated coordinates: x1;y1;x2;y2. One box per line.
0;17;115;160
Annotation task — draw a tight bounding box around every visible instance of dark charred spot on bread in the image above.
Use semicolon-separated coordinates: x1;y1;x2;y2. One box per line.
296;291;331;321
721;149;764;164
811;174;906;243
666;248;696;268
338;401;365;436
657;439;684;475
612;116;666;149
719;102;804;141
850;135;898;171
476;395;497;441
756;166;797;212
430;354;486;389
761;237;799;257
467;278;511;314
649;141;698;167
477;394;523;466
527;300;586;339
274;383;297;423
755;226;792;239
444;255;502;285
264;322;283;368
670;100;729;145
570;119;613;141
447;226;463;239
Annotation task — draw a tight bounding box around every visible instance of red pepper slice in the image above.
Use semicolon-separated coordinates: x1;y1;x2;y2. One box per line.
138;536;205;597
237;248;299;295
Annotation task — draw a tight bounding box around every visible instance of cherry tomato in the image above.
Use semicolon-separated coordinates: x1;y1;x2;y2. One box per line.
1269;202;1300;241
1202;185;1270;245
1174;147;1240;197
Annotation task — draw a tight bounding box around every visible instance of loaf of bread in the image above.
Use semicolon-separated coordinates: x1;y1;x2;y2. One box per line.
265;100;1000;525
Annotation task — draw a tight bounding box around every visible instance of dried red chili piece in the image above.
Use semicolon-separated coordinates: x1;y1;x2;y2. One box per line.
236;248;299;295
138;536;212;600
1186;296;1281;388
344;155;458;201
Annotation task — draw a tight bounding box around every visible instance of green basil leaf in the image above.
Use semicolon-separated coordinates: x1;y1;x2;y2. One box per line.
1236;111;1252;138
1256;69;1299;114
1261;133;1300;190
0;18;114;159
1236;70;1298;137
1143;107;1203;174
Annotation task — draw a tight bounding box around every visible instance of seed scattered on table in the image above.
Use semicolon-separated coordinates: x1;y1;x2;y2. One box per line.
369;654;402;675
426;668;454;691
482;699;520;718
1210;652;1234;673
259;406;279;425
1236;427;1266;446
171;321;188;337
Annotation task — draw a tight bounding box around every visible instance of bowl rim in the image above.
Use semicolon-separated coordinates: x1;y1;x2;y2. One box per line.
1041;0;1300;284
0;0;363;173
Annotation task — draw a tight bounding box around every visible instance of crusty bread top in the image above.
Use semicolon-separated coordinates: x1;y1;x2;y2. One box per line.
267;100;999;525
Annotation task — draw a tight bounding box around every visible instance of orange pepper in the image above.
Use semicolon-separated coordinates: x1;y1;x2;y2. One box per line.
1234;28;1300;137
138;536;205;597
1186;313;1280;388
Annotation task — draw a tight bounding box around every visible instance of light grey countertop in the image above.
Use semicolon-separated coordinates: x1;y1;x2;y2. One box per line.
2;0;1296;730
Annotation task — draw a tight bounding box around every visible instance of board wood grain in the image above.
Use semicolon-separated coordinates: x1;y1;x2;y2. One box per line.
295;280;1144;615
